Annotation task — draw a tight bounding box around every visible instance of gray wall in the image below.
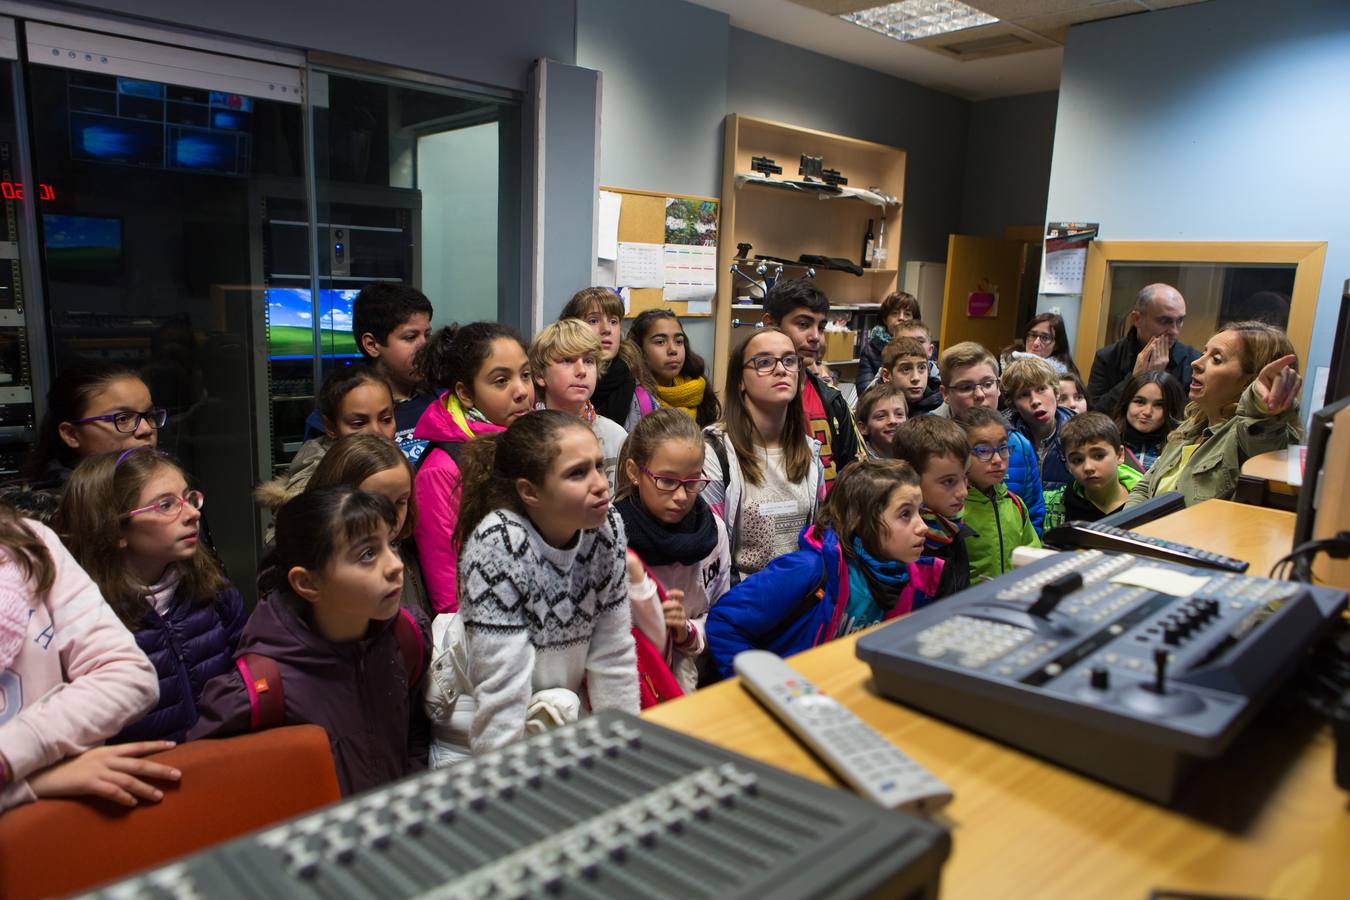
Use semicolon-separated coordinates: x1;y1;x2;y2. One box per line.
960;91;1058;238
1045;0;1350;407
64;0;574;92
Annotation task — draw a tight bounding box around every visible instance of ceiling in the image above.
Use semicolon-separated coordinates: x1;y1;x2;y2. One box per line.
688;0;1210;100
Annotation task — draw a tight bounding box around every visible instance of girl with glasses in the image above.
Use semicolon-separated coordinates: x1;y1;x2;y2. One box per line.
55;448;244;746
0;363;165;525
615;409;731;695
953;406;1041;583
703;328;824;583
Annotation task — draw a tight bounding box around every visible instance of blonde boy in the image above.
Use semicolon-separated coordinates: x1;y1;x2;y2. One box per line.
529;319;629;489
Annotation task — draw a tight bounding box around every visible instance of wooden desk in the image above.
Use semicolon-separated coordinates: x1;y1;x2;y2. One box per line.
645;501;1348;899
1236;448;1302;510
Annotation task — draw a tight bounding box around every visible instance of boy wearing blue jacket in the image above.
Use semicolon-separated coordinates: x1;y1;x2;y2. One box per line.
706;459;945;678
1003;356;1077;529
930;341;1046;535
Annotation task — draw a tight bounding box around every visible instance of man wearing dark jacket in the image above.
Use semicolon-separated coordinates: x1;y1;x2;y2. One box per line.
1088;283;1201;413
762;278;861;488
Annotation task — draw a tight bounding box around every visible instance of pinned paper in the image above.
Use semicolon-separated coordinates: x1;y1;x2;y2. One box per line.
616;242;663;289
663;244;717;305
1110;566;1213;598
598;191;622;260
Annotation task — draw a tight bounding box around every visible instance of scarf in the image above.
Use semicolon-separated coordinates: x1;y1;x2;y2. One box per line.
868;325;892;347
593;357;636;425
836;537;914;638
616;494;718;567
652;376;706;419
852;537;912;591
1120;419;1168;449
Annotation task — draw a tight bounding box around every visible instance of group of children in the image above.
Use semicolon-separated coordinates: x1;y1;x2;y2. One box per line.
0;275;1263;817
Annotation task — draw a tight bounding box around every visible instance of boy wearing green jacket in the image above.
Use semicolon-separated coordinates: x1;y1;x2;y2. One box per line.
955;406;1041;583
1058;412;1144;522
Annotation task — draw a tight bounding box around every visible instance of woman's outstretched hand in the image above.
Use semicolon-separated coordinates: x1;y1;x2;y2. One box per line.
1253;354;1301;413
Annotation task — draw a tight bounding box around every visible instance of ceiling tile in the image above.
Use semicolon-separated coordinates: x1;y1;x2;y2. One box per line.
1012;0;1148;32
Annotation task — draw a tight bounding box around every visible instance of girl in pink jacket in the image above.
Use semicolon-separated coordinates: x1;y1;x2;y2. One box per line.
0;504;164;813
412;323;534;613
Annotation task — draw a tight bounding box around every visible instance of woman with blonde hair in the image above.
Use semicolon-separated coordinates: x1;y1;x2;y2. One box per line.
1125;321;1302;508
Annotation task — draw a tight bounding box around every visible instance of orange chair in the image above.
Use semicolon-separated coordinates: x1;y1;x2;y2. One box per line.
0;725;341;899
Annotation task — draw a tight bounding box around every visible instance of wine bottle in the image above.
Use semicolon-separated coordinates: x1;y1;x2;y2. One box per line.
861;218;874;269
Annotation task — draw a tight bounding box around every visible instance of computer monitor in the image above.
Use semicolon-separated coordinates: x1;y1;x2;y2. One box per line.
1321;279;1350;407
266;287;362;360
1293;394;1350;588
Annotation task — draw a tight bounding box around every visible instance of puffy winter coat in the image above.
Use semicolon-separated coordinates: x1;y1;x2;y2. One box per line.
112;579;247;744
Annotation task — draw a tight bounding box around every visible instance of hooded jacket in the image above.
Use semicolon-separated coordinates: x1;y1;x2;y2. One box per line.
188;592;430;797
963;482;1041;584
111;577;247;745
412;393;505;613
804;368;861;481
1009;406;1076;495
706;525;944;678
255;436;330;545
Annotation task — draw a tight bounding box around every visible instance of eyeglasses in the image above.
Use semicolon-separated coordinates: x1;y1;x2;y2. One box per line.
639;465;712;494
744;353;800;375
125;490;204;520
1026;332;1055;346
949;378;999;397
970;444;1011;462
76;408;168;434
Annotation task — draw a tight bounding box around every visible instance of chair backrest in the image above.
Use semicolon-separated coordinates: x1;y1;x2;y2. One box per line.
0;724;340;900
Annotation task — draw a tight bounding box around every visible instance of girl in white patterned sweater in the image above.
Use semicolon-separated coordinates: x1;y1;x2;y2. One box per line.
455;410;638;754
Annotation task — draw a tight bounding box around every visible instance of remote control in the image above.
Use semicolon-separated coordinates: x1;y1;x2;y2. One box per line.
1044;521;1249;572
733;649;953;814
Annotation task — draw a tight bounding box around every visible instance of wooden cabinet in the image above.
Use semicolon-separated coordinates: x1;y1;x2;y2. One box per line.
716;114;906;390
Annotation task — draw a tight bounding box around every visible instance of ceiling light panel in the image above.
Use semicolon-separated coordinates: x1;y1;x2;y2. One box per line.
841;1;999;41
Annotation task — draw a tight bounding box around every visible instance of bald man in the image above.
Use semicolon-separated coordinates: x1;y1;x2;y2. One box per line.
1087;283;1201;413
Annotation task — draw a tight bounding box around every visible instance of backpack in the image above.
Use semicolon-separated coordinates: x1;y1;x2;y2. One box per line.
631;560;686;709
634;385;658;417
236;607;426;730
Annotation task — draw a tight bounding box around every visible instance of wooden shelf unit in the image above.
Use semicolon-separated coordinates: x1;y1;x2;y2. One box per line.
717;114;906;389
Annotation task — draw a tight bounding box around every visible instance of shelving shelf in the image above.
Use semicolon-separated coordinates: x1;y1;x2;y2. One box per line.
716;114;905;387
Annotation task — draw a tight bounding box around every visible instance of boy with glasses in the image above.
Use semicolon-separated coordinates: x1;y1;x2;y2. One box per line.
954;406;1040;583
933;342;1046;534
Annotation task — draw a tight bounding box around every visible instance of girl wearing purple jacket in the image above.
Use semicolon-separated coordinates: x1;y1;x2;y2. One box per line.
56;448;244;745
190;486;430;796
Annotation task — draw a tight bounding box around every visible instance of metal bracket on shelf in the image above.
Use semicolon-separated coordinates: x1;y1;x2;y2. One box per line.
729;260;816;296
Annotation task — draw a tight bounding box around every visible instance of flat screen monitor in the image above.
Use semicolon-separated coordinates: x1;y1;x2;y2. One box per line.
1322;279;1350;407
42;214;123;274
267;287;362;360
1292;393;1350;556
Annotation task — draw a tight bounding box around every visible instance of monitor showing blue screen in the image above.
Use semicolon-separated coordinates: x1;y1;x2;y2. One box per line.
267;287;362;360
43;214;123;272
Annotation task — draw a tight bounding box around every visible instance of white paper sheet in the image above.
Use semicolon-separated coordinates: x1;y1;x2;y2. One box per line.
1110;566;1213;597
662;244;717;304
616;242;664;288
595;257;618;288
685;300;712;315
597;190;622;261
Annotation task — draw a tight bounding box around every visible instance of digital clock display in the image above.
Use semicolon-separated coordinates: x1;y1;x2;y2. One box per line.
0;182;57;201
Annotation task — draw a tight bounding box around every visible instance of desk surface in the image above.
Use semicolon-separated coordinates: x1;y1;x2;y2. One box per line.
645;500;1348;900
1241;447;1300;495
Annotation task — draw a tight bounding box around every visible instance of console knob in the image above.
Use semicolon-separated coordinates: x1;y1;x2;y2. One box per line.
1163;625;1182;646
1089;667;1110;690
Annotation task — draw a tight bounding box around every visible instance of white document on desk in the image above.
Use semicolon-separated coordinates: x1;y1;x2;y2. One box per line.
1111;566;1213;597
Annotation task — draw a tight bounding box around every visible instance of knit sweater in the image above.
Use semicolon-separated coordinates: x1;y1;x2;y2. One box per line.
0;521;159;812
459;507;638;754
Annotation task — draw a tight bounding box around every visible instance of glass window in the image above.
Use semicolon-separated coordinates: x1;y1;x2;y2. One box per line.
1104;262;1295;349
27;54;307;585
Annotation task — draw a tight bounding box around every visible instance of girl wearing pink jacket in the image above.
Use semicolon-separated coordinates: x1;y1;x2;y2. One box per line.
413;323;534;613
0;504;163;813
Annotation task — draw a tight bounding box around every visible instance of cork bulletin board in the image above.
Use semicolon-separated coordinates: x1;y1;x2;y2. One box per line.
599;185;719;318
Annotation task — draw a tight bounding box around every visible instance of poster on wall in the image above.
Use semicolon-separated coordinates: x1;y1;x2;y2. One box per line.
967;278;999;318
664;198;719;246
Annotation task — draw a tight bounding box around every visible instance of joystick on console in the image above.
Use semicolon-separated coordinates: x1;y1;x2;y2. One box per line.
1150;648;1169;695
1028;572;1083;619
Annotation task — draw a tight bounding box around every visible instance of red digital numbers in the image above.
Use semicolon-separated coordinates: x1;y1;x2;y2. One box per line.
0;182;56;201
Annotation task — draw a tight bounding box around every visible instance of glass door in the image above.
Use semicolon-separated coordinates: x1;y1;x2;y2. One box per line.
23;23;307;585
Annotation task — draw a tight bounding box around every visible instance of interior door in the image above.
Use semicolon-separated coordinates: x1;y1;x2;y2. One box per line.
940;235;1027;355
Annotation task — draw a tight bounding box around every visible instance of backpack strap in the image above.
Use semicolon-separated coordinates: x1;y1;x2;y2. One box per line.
414;440;466;474
702;432;732;496
1006;488;1029;523
238;654;285;730
394;608;426;687
635;385;658;417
